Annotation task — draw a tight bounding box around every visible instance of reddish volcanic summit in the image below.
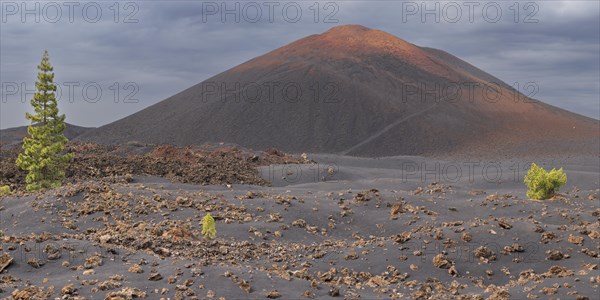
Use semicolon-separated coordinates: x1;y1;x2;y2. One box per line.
264;25;455;78
78;25;599;158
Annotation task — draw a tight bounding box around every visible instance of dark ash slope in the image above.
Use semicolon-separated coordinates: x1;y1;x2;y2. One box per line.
77;25;599;158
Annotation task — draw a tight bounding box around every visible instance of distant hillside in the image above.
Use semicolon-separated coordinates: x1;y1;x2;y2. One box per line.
0;123;94;147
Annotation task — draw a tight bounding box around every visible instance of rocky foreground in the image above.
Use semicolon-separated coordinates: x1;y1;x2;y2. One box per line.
0;150;598;299
0;142;308;191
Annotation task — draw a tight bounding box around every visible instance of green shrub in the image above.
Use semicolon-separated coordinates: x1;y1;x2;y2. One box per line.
201;213;216;239
0;185;10;196
524;163;567;200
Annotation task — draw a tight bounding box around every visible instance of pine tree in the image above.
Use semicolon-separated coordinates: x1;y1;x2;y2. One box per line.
16;50;73;191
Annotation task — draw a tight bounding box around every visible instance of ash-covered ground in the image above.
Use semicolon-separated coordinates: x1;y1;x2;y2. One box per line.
0;150;598;299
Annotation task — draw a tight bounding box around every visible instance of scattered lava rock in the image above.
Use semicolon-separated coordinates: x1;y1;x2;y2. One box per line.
473;246;496;262
266;290;281;298
568;234;584;245
148;270;163;281
0;253;13;272
354;189;380;202
61;284;77;296
27;258;44;268
461;233;472;242
546;250;566;261
43;243;61;260
504;243;524;253
432;254;452;269
128;264;143;273
105;287;147;299
497;218;512;229
84;253;103;269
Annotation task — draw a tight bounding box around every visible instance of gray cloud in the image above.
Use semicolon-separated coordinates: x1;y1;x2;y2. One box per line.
1;0;598;129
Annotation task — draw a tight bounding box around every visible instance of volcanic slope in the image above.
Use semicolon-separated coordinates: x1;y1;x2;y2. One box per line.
78;25;599;158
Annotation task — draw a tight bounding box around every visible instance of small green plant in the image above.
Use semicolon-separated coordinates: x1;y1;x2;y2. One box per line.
201;213;216;239
524;163;567;200
0;185;10;196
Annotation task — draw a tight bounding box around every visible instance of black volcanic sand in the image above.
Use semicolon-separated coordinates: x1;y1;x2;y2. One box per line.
0;154;598;299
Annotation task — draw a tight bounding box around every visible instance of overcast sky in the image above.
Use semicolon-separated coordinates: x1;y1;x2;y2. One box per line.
1;0;599;129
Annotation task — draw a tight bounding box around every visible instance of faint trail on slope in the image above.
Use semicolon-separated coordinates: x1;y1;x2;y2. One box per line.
340;103;439;155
